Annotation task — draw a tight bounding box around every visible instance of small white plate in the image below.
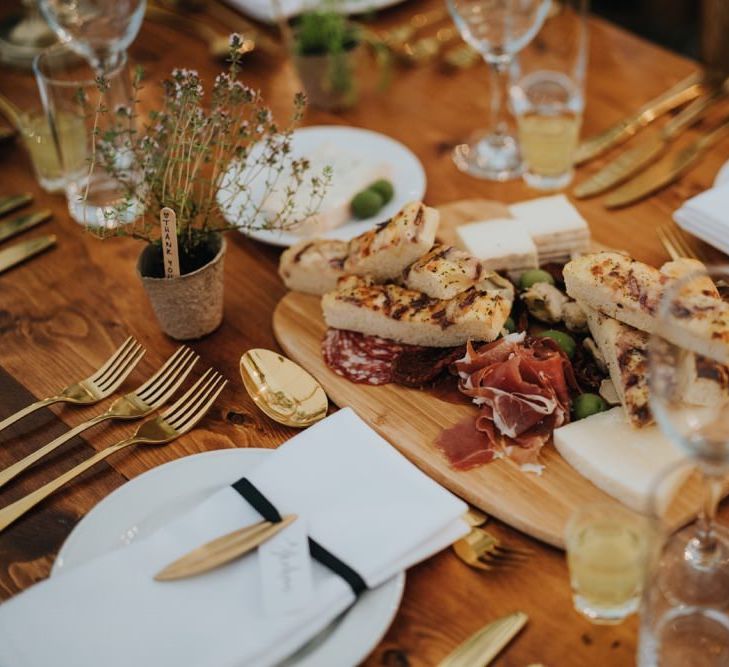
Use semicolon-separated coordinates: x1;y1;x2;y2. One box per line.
52;449;405;667
219;125;427;248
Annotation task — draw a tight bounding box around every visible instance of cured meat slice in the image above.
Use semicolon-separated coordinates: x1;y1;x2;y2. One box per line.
322;329;404;385
435;416;497;470
392;345;465;387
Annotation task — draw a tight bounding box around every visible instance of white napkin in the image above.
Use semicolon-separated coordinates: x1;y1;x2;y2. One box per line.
0;409;468;667
674;183;729;255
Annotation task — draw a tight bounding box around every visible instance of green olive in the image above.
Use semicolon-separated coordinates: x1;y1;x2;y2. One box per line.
536;329;576;359
573;393;608;420
519;269;555;290
503;316;516;334
369;179;395;204
351;189;384;219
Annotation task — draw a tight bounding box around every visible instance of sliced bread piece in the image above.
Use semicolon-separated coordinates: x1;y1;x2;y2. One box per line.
563;251;729;364
279;201;439;295
322;275;512;347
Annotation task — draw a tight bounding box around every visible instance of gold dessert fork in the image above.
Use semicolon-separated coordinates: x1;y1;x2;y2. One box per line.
453;527;533;571
0;337;145;434
0;368;227;533
0;346;198;489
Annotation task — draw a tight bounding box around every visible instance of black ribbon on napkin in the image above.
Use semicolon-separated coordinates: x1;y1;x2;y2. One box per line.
232;477;367;597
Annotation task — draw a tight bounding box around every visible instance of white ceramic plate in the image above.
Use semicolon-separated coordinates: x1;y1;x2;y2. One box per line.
219;125;427;248
228;0;409;24
714;158;729;186
52;449;405;667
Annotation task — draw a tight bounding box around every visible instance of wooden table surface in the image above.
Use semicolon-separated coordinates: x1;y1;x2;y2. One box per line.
1;1;729;665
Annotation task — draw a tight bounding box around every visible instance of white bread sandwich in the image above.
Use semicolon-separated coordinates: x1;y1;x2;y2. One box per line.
279;201;439;295
563;251;729;364
322;275;513;347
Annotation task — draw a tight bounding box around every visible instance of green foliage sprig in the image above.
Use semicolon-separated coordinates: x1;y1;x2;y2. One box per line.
85;34;331;253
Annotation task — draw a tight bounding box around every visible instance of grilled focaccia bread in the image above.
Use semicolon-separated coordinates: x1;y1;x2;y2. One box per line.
402;244;485;300
564;251;729;364
279;201;438;295
322;275;513;347
583;306;651;428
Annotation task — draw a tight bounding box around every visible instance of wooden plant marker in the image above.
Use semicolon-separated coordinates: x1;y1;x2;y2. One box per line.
160;207;180;279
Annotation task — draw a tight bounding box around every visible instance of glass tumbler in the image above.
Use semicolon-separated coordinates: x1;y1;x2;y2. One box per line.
565;501;655;624
509;0;588;190
33;43;135;227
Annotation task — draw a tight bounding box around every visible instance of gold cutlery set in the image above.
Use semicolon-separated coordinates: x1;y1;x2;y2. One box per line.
575;72;729;207
0;193;54;274
0;338;226;532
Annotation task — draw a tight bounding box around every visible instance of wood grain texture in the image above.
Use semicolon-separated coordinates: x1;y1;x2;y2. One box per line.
0;0;728;664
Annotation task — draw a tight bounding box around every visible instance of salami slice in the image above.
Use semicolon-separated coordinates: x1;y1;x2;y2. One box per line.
322;329;405;385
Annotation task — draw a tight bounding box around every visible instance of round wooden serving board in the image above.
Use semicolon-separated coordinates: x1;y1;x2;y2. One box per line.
273;200;704;548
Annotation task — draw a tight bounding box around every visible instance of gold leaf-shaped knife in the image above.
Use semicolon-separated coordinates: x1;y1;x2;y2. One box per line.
0;209;52;244
437;611;528;667
604;116;729;209
0;193;32;217
155;514;298;582
574;84;726;198
574;72;704;166
0;234;56;274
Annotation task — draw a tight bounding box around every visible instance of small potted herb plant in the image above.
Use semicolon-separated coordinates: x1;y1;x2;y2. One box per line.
292;8;361;111
84;35;329;340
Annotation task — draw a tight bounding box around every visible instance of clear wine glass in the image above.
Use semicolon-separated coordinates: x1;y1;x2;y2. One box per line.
38;0;146;72
648;265;729;608
447;0;552;180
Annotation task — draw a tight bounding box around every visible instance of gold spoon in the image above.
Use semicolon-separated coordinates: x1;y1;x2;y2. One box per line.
240;349;328;428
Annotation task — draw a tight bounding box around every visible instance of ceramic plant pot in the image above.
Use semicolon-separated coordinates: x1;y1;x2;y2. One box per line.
137;234;226;341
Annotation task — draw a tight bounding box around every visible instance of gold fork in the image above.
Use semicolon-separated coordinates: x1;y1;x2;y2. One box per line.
453;526;533;571
0;337;145;434
0;368;227;533
657;221;706;262
0;347;198;489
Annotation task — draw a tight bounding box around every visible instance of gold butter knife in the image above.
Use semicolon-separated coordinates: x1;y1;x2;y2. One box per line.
0;234;56;274
0;193;32;217
574;84;727;198
155;514;298;581
604;116;729;209
0;209;52;243
574;72;704;165
437;611;528;667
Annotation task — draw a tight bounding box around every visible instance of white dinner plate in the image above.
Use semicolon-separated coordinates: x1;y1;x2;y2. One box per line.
219;125;427;248
714;158;729;187
226;0;409;24
52;448;405;667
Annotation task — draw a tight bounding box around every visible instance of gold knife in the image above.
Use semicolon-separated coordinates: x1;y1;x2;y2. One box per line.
604;116;729;209
574;72;704;165
437;611;528;667
0;234;56;274
0;193;32;217
574;84;727;198
0;209;52;243
155;514;298;582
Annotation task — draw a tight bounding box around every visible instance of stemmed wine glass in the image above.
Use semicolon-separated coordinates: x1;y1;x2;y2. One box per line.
447;0;552;181
648;264;729;608
38;0;146;72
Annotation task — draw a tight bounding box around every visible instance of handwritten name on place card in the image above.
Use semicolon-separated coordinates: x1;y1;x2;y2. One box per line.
258;519;313;615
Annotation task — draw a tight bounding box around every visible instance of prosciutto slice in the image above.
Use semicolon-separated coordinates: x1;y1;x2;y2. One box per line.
437;333;577;471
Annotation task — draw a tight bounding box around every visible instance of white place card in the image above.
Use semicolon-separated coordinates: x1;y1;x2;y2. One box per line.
258;519;314;615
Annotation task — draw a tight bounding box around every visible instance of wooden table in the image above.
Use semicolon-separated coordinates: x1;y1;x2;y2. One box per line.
1;1;728;664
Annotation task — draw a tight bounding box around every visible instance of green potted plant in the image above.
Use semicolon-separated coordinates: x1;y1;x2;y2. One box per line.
85;35;329;340
292;8;362;111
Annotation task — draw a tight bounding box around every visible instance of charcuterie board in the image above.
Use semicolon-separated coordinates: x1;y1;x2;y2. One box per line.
272;200;707;548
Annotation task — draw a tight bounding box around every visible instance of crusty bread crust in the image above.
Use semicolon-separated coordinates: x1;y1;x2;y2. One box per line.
322;276;512;347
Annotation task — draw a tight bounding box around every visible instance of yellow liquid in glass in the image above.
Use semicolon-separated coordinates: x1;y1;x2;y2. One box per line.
517;111;582;177
567;521;647;615
21;111;88;191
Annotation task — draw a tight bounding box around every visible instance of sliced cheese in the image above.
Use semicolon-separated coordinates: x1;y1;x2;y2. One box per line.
508;194;589;239
554;407;692;515
455;218;538;271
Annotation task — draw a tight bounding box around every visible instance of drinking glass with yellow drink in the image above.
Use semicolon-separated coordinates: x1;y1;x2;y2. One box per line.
566;502;655;624
510;0;588;190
